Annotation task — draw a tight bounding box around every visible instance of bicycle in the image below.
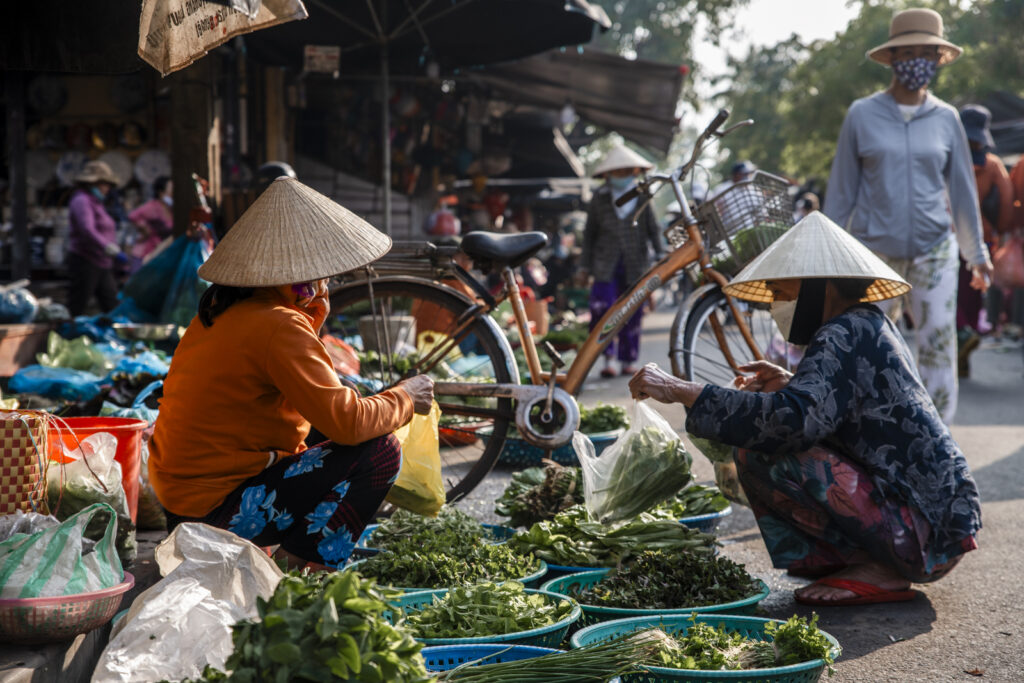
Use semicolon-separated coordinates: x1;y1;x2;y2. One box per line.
326;109;796;502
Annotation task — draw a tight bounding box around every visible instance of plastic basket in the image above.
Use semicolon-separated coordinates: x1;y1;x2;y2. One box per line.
570;614;841;683
693;171;793;279
345;558;548;591
679;506;733;534
491;428;623;467
542;562;608;581
0;572;135;644
355;522;516;554
541;570;769;627
421;644;563;671
393;588;581;647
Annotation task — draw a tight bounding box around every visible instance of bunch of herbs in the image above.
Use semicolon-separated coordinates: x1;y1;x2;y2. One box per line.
368;506;490;549
359;536;540;589
494;463;585;528
578;403;629;433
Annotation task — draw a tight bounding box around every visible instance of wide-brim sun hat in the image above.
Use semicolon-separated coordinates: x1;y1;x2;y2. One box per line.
75;160;118;185
722;211;911;304
591;145;654;178
198;177;392;287
867;8;962;66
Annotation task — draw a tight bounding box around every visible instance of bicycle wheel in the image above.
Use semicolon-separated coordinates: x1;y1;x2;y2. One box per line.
678;286;800;385
327;278;515;502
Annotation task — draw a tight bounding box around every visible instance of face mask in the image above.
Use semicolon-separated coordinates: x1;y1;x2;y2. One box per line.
89;187;105;201
161;195;174;207
769;300;797;341
892;57;938;91
971;148;987;166
608;175;635;192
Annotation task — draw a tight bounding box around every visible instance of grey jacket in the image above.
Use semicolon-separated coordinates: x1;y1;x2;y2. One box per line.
581;186;665;284
824;92;988;267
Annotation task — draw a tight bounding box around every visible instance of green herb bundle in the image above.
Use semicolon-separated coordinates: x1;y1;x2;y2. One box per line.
405;582;574;639
193;571;433;682
510;505;715;568
576;550;760;609
652;615;838;675
588;426;693;524
494;463;585;528
655;484;730;519
368;506;490;549
578;403;629;433
359;537;541;589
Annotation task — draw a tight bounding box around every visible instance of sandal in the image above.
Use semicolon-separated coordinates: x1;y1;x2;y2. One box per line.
794;577;916;606
599;367;617;378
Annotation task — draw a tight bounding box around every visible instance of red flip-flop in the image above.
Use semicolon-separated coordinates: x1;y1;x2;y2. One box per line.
599;367;617;378
794;578;917;606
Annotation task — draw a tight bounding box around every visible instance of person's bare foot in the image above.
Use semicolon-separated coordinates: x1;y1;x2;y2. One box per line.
793;561;911;603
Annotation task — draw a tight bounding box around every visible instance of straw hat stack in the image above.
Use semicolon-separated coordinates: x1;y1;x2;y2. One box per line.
198;177;391;287
722;212;911;304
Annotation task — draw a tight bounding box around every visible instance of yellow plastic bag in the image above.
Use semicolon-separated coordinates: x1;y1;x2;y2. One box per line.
386;402;445;516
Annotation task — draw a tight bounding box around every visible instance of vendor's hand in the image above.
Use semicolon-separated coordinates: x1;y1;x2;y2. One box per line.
300;280;331;333
397;374;435;414
970;262;993;292
735;361;793;393
628;363;682;404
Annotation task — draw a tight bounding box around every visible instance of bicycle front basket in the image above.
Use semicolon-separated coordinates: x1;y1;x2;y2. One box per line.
696;171;793;278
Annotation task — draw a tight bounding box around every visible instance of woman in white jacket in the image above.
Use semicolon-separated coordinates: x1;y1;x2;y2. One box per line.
824;8;993;423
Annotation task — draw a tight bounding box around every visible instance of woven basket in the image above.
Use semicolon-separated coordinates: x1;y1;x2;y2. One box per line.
0;572;135;644
0;410;49;515
540;570;769;627
345;558;548;591
420;644;563;672
393;588;581;647
570;614;841;683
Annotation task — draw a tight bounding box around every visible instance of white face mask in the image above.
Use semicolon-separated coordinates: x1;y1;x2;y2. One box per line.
769;299;797;340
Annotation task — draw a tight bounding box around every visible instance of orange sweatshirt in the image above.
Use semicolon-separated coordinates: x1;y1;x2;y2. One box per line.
149;288;413;517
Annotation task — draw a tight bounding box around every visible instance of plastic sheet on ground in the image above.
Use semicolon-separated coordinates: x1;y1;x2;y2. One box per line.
91;523;284;683
9;365;104;401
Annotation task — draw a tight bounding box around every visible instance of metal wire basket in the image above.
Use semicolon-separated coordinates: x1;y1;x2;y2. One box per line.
694;171;794;279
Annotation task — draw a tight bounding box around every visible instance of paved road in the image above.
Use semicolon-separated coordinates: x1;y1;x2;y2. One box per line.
456;307;1024;682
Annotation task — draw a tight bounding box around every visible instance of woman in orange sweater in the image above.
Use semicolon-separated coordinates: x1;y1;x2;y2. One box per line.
150;178;433;569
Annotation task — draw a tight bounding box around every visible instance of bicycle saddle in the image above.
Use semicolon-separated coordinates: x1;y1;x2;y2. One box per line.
460;231;548;269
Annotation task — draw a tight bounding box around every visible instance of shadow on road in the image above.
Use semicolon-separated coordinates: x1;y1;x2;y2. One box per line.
966;445;1024;504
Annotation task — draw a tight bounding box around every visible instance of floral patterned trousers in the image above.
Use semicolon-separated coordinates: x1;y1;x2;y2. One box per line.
877;233;960;423
164;434;402;567
735;445;974;582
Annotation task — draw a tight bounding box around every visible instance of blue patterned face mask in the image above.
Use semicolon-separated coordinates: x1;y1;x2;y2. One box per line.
892;57;937;91
608;175;636;191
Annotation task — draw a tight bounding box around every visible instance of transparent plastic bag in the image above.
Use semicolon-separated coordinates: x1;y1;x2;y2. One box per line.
577;401;693;524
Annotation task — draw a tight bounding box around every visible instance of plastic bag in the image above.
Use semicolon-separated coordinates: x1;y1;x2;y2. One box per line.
0;282;39;323
0;510;59;542
100;380;162;424
36;331;116;376
159;237;212;327
46;432;137;565
9;365;103;401
386;401;445;516
121;237;190;317
107;351;169;378
993;235;1024;289
92;523;283;683
0;502;123;599
577;401;693;524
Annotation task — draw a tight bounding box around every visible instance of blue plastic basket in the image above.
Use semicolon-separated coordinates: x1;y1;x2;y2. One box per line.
570;614;841;683
393;588;581;647
420;644;562;672
345;558;548;591
355;522;516;554
540;570;770;627
488;428;624;466
678;506;733;534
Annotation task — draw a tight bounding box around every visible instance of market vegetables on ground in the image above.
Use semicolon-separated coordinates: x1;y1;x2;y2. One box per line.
368;506;493;549
656;484;730;519
575;550;760;609
186;570;433;682
584;423;693;524
404;582;573;639
578;403;629;433
651;614;837;674
495;463;585;528
510;505;715;568
358;536;541;588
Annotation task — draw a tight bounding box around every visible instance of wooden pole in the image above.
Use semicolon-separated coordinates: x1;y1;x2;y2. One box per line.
5;72;29;281
169;60;214;236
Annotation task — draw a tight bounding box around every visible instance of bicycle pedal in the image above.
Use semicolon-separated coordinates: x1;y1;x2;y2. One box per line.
541;341;566;369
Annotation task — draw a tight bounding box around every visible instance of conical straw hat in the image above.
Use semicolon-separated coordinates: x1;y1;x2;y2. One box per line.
722;211;911;304
591;145;654;177
198;177;392;287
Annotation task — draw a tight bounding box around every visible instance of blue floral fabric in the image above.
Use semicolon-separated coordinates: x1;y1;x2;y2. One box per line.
686;304;981;563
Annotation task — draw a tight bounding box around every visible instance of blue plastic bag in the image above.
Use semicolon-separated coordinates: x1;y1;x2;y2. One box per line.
0;287;38;323
100;380;162;424
9;365;103;401
121;238;190;318
108;351;169;378
159;239;211;327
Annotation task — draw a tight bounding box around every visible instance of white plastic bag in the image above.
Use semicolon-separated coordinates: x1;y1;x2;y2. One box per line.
92;523;284;683
577;401;693;524
46;432;136;564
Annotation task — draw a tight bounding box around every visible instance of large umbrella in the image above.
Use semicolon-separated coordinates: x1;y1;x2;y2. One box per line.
246;0;610;233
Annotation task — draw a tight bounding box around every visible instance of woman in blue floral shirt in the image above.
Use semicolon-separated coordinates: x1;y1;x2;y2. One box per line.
629;212;981;606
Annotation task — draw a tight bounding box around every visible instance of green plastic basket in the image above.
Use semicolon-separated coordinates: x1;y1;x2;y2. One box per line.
392;588;581;647
540;570;770;627
570;614;841;683
344;558;548;592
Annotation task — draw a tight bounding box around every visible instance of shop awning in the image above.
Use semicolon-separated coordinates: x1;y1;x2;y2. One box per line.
466;49;687;155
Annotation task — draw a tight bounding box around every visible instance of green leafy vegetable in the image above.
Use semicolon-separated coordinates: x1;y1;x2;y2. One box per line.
494;463;585;528
687;433;735;464
405;582;573;639
359;536;540;589
368;506;492;549
578;403;629;433
655;484;730;518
